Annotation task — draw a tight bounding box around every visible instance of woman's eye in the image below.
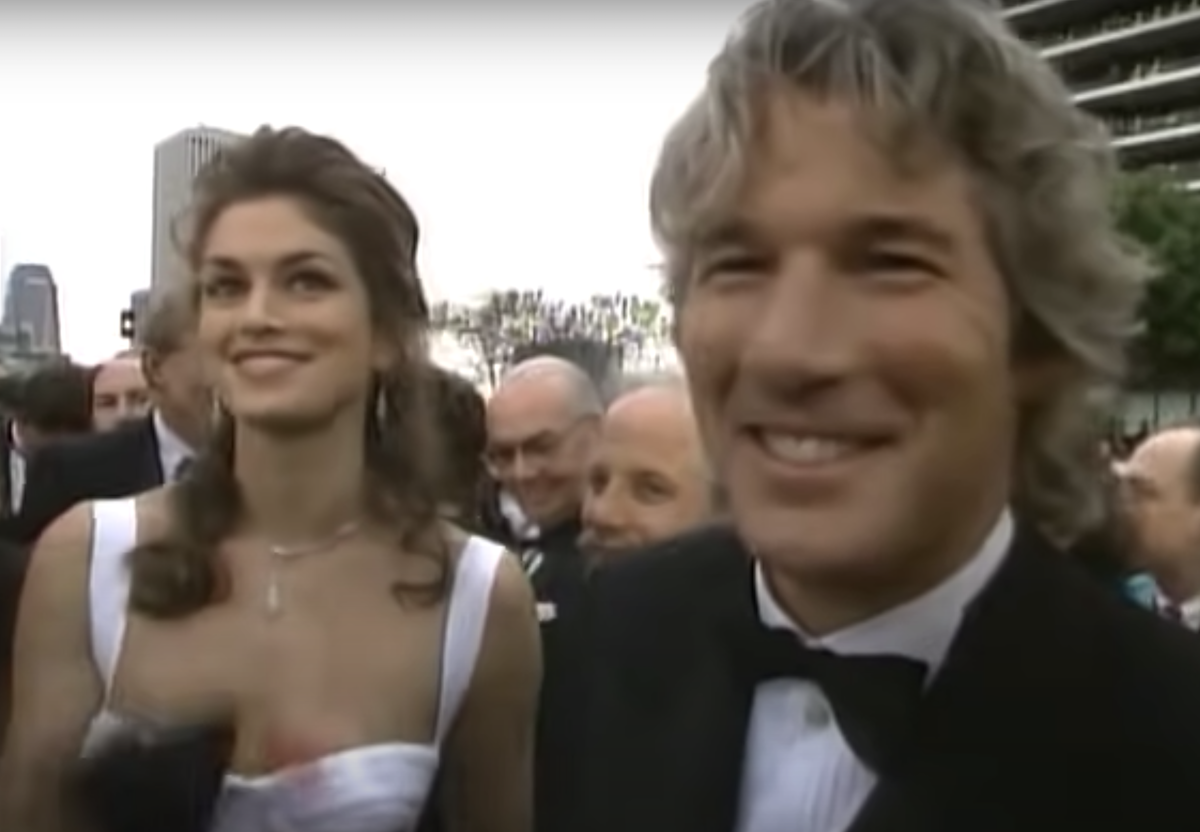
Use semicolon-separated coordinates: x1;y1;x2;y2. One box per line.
289;270;332;291
201;276;243;297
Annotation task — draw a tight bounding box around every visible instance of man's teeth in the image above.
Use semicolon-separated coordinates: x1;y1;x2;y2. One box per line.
759;433;860;465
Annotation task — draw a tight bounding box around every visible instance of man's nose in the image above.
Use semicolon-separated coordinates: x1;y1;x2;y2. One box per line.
742;260;859;386
584;488;626;535
512;451;538;482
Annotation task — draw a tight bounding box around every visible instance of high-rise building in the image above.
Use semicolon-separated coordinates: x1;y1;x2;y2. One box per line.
151;126;244;291
2;263;61;356
1003;1;1200;187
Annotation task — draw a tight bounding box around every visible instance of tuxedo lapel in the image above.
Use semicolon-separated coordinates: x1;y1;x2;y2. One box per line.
847;523;1099;832
635;628;754;832
583;529;758;832
136;418;165;487
657;546;758;832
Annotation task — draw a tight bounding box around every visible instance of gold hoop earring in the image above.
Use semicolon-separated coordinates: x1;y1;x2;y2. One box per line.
209;395;228;427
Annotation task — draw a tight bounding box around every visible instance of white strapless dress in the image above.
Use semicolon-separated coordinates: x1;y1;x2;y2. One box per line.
81;498;504;832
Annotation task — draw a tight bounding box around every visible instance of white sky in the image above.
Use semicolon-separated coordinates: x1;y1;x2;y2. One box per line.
0;4;750;364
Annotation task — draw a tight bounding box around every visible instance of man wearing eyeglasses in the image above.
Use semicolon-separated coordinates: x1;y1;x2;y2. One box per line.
485;356;602;832
486;356;602;611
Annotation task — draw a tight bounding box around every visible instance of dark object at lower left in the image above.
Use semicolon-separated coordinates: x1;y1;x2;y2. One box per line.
68;720;234;832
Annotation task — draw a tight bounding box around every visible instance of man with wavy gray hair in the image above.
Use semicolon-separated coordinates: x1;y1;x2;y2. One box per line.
540;2;1200;832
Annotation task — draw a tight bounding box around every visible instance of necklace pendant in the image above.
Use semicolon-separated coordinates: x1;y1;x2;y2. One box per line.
266;580;282;617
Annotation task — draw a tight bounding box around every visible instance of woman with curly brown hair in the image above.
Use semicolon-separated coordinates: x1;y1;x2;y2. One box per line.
0;127;540;832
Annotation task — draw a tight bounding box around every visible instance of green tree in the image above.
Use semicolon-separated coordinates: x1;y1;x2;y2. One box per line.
430;290;670;390
1114;171;1200;388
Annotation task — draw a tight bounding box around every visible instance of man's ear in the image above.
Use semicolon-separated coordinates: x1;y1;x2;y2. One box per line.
141;350;163;391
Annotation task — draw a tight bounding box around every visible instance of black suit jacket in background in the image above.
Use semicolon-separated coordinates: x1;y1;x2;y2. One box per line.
542;522;1200;832
521;517;590;832
0;418;163;742
4;416;164;547
416;519;588;832
0;536;28;745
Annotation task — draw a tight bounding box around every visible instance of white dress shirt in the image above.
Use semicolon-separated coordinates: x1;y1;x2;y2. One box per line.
153;410;194;482
1153;590;1200;631
1178;598;1200;631
735;510;1014;832
499;489;539;541
7;422;25;512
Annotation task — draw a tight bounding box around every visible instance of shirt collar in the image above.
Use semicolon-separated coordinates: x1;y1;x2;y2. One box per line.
1154;590;1200;630
153;410;194;477
1179;597;1200;630
499;490;540;541
755;509;1013;672
8;421;25;458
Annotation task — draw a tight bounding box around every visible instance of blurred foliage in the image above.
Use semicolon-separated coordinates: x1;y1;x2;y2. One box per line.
430;290;671;389
1115;171;1200;388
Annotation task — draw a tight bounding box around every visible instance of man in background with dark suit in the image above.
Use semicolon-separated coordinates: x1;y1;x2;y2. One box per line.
0;291;208;742
1119;423;1200;628
0;363;92;739
485;356;601;620
0;362;93;527
543;3;1200;832
89;349;152;433
484;357;601;832
0;532;27;745
8;287;209;545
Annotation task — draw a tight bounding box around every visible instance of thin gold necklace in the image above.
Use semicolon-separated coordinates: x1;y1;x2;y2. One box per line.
264;520;362;617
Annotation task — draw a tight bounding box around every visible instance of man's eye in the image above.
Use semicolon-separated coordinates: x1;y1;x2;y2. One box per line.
858;251;935;276
695;253;769;286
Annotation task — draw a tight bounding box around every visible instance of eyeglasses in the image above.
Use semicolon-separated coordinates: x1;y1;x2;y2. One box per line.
485;416;590;474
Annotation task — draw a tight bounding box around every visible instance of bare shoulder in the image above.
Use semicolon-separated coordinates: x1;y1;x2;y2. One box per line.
445;529;536;646
1;503;104;825
132;487;173;541
25;501;95;607
487;543;538;625
26;490;169;611
460;534;540;699
444;524;534;612
438;533;538;832
441;521;471;567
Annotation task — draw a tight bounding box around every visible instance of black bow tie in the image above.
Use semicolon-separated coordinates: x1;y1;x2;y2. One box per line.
735;623;929;774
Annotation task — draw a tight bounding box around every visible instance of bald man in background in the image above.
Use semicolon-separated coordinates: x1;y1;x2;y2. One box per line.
580;378;714;562
90;351;150;432
486;357;602;832
1121;423;1200;629
486;357;602;601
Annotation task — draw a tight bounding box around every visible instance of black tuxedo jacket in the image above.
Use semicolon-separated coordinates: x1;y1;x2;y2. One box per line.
0;535;28;744
4;416;164;546
543;522;1200;832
